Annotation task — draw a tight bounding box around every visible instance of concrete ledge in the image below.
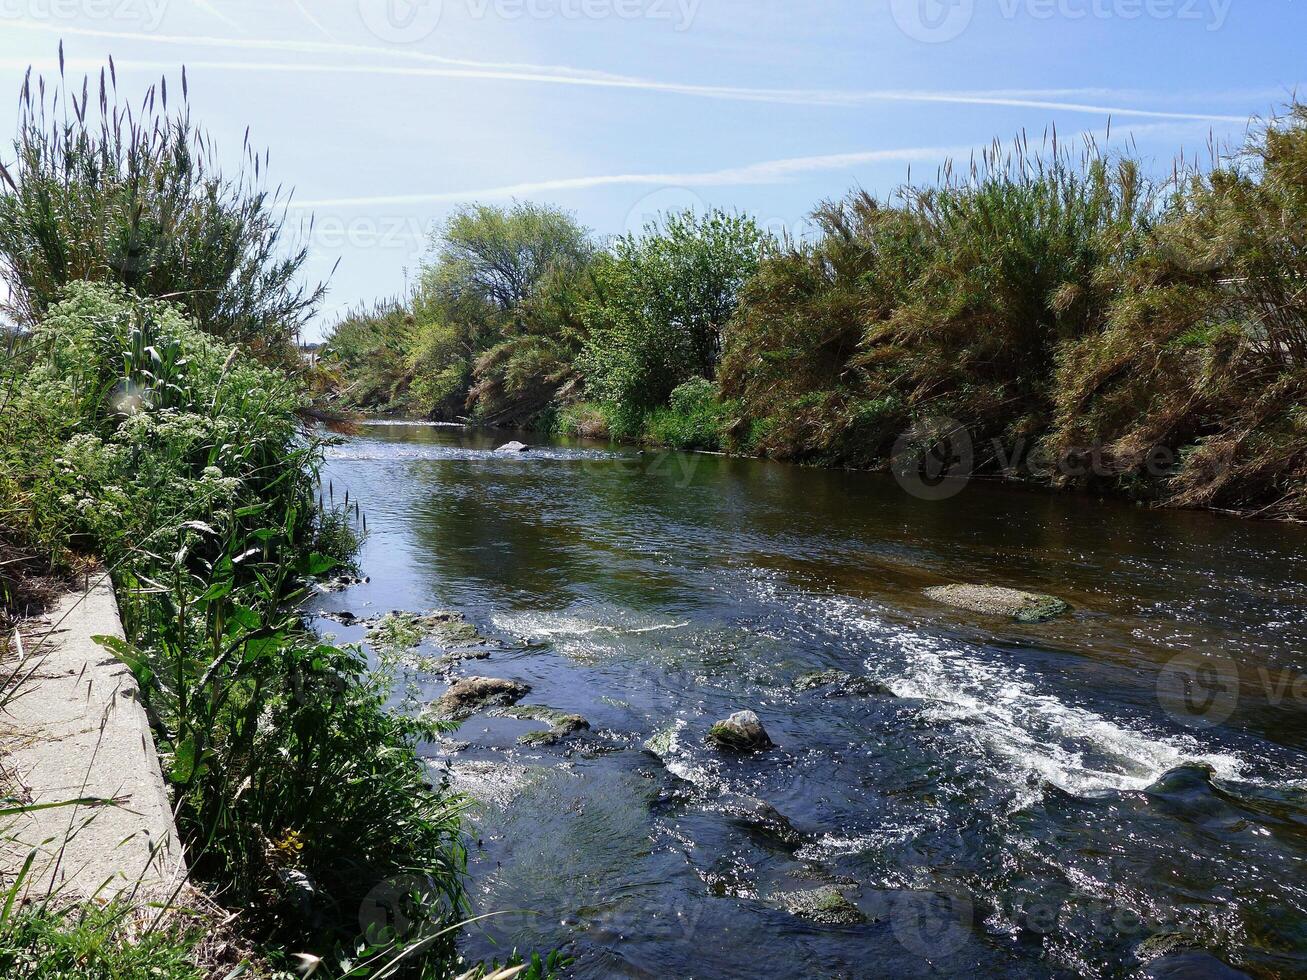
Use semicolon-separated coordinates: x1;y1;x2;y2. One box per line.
3;575;186;902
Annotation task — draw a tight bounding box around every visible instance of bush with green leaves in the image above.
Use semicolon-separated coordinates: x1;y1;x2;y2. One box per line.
643;377;730;450
0;63;321;357
1;282;467;972
578;209;764;431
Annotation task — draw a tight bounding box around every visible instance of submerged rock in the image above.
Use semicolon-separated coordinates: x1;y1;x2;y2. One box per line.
706;710;774;752
794;670;894;698
1140;949;1250;979
773;886;866;925
493;704;591;746
316;573;369;593
924;584;1071;623
496;441;529;453
432;676;531;720
366;609;489;654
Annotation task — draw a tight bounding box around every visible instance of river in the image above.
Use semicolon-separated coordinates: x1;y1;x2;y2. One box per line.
313;421;1307;979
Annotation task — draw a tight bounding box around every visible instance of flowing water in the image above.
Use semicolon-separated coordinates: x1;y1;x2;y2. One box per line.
313;422;1307;979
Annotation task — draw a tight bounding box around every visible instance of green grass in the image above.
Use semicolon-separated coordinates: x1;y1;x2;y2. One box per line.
0;902;206;980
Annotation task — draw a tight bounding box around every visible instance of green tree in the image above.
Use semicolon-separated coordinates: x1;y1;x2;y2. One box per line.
409;201;594;416
579;209;764;430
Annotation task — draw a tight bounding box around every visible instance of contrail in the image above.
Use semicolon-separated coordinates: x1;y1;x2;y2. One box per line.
285;119;1220;210
287;0;338;41
283;144;1019;209
186;0;241;30
7;23;1253;122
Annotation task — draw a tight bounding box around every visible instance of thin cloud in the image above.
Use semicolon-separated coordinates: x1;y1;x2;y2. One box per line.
286;141;1120;209
286;118;1220;210
287;0;338;42
8;23;1252;123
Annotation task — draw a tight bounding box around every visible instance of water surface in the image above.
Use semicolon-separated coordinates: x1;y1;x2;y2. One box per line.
315;423;1307;979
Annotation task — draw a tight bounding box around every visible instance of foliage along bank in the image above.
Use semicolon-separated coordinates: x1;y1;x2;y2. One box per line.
0;62;555;978
323;105;1307;519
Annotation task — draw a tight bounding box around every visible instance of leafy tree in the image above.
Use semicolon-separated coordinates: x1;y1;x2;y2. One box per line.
579;209;764;429
407;201;594;416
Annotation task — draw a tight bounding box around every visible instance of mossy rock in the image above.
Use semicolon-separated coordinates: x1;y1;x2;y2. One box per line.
794;670;894;697
706;710;774;752
431;676;530;720
367;609;487;652
924;584;1071;623
773;886;867;925
494;704;590;746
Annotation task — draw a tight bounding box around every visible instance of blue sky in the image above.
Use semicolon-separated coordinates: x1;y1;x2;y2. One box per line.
1;0;1303;339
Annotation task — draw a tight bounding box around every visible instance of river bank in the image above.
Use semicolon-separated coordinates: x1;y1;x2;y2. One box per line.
322;103;1307;523
317;421;1307;978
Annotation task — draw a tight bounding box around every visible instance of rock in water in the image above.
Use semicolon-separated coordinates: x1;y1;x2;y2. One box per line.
706;710;774;752
794;669;895;698
773;886;867;925
493;704;591;746
432;676;530;720
924;584;1070;623
496;441;529;453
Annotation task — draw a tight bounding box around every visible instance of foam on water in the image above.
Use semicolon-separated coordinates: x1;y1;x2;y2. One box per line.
327;442;626;463
755;579;1259;804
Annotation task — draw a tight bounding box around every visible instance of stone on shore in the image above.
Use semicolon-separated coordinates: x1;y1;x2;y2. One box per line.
432;676;530;720
706;710;774;752
924;584;1070;623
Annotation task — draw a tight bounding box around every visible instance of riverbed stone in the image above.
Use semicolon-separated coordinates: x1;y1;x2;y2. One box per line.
773;886;867;925
432;676;531;720
1141;950;1250;979
924;584;1071;623
493;704;591;746
496;441;529;453
706;710;774;752
794;669;895;698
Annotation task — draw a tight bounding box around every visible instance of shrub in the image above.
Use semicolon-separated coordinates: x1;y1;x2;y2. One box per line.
0;62;321;357
578;210;765;415
1;283;467;970
643;377;729;450
553;401;613;440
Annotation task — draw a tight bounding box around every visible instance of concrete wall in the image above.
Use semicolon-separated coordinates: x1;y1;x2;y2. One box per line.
3;575;186;902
